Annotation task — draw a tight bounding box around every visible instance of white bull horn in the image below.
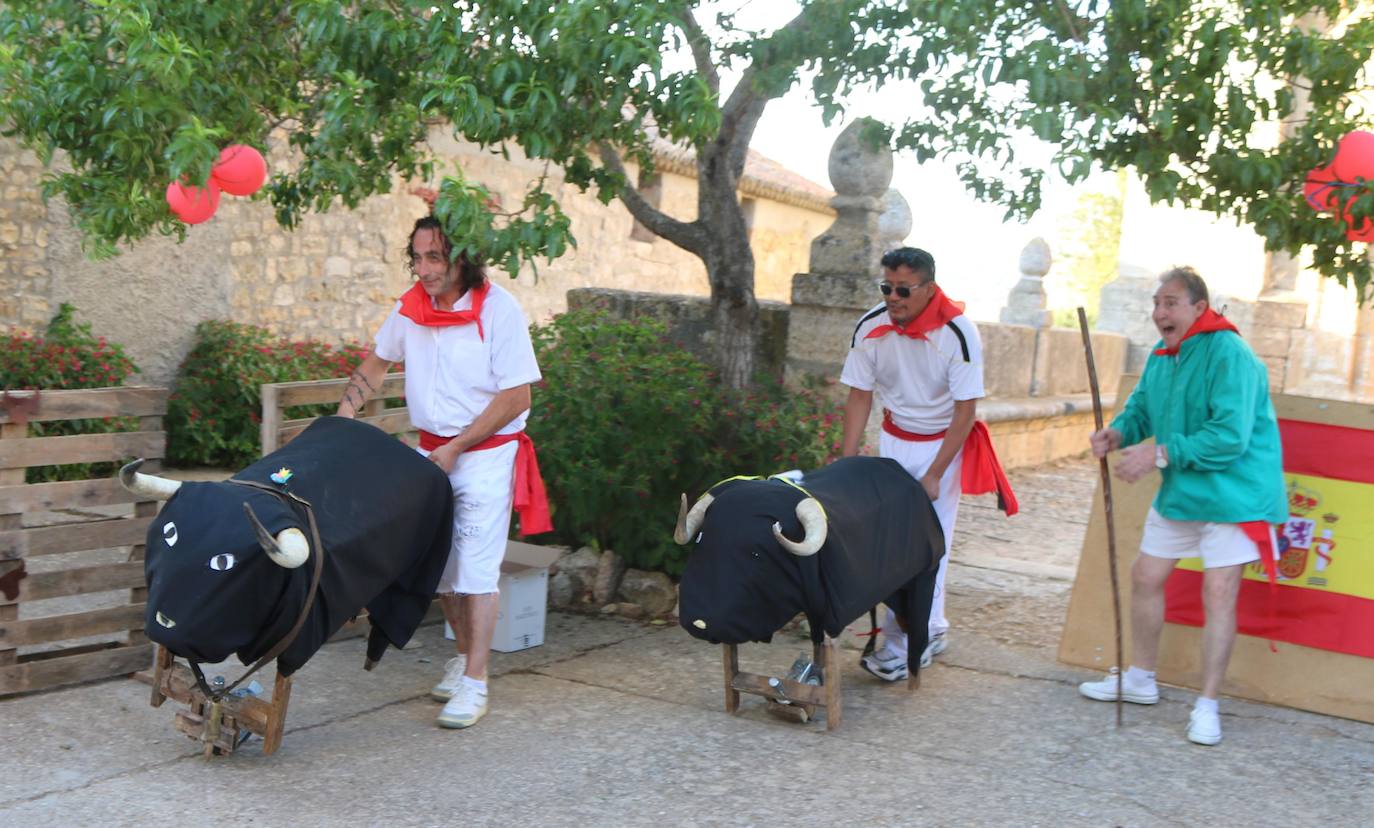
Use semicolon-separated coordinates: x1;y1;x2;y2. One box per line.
772;497;827;557
118;459;182;500
242;503;310;569
673;492;715;545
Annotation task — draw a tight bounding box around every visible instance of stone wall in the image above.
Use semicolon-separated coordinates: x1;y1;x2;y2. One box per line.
0;144;52;330
983;397;1107;471
0;128;833;385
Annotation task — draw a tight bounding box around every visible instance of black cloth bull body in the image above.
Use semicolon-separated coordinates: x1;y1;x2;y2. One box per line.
134;416;452;676
676;456;945;660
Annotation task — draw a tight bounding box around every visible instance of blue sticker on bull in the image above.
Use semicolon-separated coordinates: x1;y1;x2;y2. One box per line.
208;553;237;572
270;467;293;485
162;522;178;547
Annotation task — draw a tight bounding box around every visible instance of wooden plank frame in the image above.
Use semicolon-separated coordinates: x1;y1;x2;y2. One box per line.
720;635;857;731
0;386;167;696
1058;375;1374;724
147;644;293;757
260;373;408;455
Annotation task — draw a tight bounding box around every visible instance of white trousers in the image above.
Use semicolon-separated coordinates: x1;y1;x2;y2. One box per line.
419;441;517;595
878;430;963;657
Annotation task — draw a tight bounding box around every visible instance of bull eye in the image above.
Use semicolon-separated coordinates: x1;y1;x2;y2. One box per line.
162;521;178;547
155;611;176;629
208;553;237;572
695;531;703;544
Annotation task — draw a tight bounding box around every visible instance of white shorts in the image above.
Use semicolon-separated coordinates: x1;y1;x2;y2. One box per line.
1140;508;1264;569
419;441;517;594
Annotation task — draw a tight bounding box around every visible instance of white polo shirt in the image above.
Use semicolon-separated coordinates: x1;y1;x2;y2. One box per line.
373;281;542;437
840;302;985;433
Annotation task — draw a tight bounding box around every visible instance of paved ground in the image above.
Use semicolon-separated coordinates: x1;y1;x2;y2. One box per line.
5;457;1373;827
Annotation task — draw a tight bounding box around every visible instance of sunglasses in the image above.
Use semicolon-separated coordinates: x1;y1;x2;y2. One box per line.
878;282;924;298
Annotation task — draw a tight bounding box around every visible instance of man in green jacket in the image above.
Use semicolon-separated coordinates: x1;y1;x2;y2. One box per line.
1077;266;1287;746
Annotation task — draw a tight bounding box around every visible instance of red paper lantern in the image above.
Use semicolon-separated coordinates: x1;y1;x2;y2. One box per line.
1303;165;1341;212
210;144;268;196
1331;130;1374;182
1347;217;1374;242
165;180;221;224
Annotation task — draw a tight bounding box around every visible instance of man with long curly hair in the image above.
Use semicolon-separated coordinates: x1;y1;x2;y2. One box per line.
338;215;549;730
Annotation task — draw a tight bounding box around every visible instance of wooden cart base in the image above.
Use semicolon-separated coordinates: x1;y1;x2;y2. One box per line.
722;635;920;730
145;644;293;757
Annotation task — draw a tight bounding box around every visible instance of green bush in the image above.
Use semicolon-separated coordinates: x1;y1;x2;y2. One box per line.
528;309;843;576
166;321;370;468
1;304;140;482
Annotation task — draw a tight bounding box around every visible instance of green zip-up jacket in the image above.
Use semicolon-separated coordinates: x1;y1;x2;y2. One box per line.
1111;329;1287;524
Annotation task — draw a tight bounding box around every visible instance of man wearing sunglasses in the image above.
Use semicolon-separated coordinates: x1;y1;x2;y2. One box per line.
840;247;1017;682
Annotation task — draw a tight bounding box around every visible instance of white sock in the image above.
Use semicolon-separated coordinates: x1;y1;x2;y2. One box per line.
1194;696;1218;714
881;608;909;660
461;675;487;694
1124;666;1157;685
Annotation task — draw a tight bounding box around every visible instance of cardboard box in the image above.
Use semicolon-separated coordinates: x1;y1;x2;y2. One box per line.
444;541;564;653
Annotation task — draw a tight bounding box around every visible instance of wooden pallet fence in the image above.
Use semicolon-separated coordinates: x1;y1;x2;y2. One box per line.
0;386;168;695
260;373;409;456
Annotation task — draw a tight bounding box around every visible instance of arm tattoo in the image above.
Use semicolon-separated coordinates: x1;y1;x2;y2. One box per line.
341;380;369;413
351;369;378;394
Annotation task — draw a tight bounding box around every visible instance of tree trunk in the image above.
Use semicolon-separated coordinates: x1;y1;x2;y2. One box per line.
706;255;759;389
697;140;759;390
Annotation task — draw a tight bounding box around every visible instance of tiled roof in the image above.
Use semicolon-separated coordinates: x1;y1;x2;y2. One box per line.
647;136;835;214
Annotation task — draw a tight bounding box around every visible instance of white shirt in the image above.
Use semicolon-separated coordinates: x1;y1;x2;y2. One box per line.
373;281;542;436
840;302;985;433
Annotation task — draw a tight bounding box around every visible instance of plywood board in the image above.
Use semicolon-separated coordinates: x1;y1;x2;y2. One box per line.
1059;376;1374;723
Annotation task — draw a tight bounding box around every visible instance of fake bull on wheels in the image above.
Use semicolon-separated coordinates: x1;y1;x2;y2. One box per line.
675;456;945;729
120;415;453;755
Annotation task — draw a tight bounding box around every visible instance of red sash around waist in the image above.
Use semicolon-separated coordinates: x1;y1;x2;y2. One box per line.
419;429;553;536
881;410;1018;516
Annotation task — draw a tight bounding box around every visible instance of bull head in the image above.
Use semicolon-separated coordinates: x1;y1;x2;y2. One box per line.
119;458;182;500
675;488;827;557
673;492;715;545
118;459;309;569
771;497;827;557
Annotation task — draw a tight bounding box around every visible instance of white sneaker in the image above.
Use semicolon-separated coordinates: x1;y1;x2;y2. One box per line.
436;681;488;729
1077;669;1159;704
918;633;948;668
860;645;908;682
430;655;467;702
1187;707;1222;746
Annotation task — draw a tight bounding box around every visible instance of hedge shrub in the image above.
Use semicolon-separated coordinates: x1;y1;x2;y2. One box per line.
165;321;369;468
1;304;140;482
528;309;843;576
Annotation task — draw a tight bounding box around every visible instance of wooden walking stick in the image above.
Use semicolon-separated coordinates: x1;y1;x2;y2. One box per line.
1078;307;1125;728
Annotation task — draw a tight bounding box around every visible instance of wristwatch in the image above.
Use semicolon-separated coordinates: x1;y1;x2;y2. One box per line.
1154;444;1168;469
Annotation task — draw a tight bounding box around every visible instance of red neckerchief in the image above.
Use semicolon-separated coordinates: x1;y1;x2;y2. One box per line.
397;280;487;340
1152;308;1236;356
418;430;552;536
863;285;966;341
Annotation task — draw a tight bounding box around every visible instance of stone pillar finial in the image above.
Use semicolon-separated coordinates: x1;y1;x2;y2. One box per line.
999;237;1053;328
808;119;893;277
878;188;912;252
